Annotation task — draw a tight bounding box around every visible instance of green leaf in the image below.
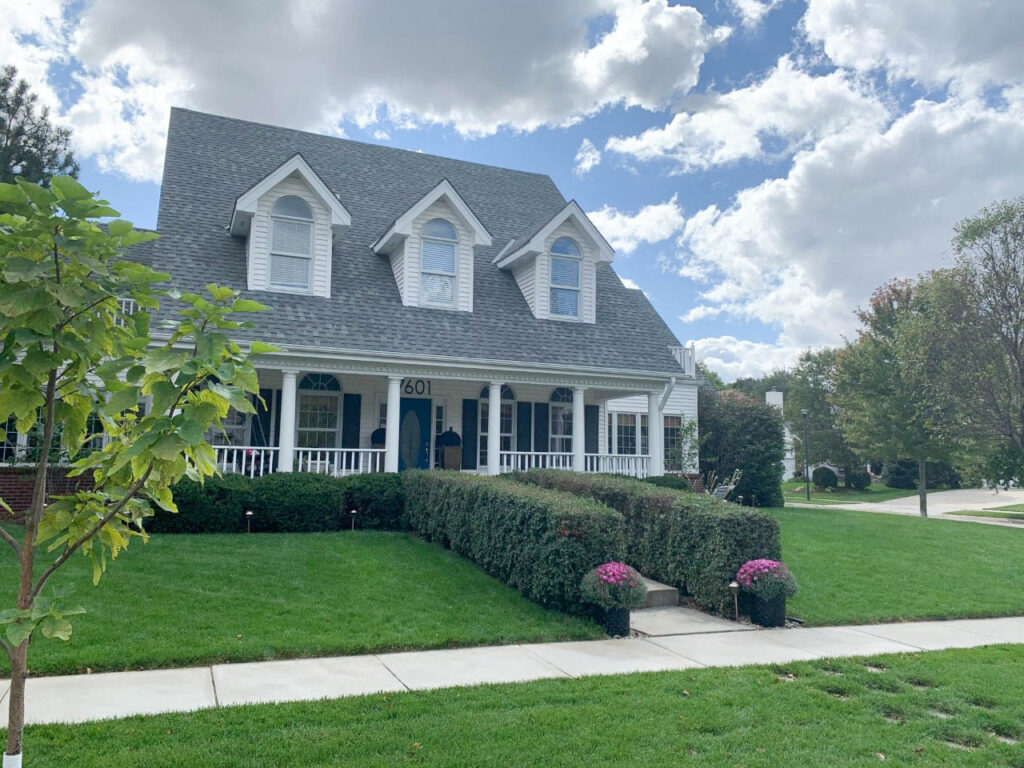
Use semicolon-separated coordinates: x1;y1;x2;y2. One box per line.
0;182;29;205
248;341;278;355
230;299;268;313
6;619;37;647
39;615;74;641
50;176;93;202
146;347;188;374
102;386;141;416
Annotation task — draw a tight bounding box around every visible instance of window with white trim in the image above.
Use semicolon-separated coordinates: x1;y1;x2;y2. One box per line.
549;387;573;453
616;413;637;455
297;373;341;449
420;218;457;307
479;385;515;467
269;196;314;291
549;238;581;318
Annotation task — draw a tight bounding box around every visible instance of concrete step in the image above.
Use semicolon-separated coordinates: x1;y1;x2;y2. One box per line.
640;576;679;608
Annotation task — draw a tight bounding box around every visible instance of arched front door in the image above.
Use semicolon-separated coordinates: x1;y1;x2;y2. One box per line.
399;397;432;471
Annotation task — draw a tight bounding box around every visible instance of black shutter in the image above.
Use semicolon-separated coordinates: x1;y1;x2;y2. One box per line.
273;390;282;447
342;393;362;448
516;402;532;451
585;405;599;454
251;389;276;447
461;399;478;469
533;402;549;452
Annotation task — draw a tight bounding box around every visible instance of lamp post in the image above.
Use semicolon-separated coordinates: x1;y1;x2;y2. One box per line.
801;409;810;501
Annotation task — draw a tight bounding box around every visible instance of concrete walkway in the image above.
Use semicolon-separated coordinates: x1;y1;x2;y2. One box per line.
788;487;1024;527
6;615;1023;726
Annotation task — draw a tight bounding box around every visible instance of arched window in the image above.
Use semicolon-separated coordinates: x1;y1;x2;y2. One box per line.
549;237;581;318
550;387;574;452
297;373;341;448
270;196;314;291
421;218;457;307
479;385;516;466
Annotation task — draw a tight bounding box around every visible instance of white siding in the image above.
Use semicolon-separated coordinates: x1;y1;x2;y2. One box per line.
406;200;474;312
388;242;407;304
537;220;597;324
248;175;333;298
511;256;537;315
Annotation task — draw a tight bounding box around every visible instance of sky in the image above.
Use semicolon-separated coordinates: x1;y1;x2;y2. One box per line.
3;0;1024;381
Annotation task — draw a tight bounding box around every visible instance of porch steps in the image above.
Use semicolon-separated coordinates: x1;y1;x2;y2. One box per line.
640;576;679;608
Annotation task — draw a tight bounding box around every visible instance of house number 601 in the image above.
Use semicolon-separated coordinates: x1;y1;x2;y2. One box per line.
402;379;432;395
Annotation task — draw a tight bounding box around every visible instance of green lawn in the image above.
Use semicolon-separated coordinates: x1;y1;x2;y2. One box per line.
987;503;1024;513
947;510;1024;521
782;479;922;505
0;531;601;676
771;506;1024;625
14;645;1024;767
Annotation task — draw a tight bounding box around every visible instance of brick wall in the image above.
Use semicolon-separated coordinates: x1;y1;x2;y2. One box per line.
0;466;95;517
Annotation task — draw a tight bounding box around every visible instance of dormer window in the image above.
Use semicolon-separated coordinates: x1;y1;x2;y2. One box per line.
549;237;581;318
420;218;458;307
269;196;314;291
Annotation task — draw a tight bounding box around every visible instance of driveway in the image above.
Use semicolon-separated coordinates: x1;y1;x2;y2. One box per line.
789;487;1024;526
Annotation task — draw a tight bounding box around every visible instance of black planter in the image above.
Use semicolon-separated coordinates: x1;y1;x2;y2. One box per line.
749;593;786;627
600;607;631;637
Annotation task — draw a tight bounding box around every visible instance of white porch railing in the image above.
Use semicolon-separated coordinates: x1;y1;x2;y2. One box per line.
498;451;574;472
585;453;651;478
214;446;280;477
295;448;385;476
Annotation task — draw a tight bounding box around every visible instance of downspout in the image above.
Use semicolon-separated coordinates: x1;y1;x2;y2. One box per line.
659;376;676;410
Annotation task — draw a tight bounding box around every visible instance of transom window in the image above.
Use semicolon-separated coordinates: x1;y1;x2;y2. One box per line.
297;373;341;448
479;385;515;467
550;387;573;453
421;218;457;307
549;237;581;318
269;195;314;291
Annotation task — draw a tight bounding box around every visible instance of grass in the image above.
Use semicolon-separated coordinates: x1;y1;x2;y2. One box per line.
781;479;923;505
947;510;1024;521
770;505;1024;625
0;531;601;677
12;645;1024;766
987;503;1024;513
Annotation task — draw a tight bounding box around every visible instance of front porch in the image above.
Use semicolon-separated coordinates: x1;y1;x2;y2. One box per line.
211;362;672;480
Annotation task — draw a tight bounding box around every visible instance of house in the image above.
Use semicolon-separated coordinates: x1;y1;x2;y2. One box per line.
4;108;699;480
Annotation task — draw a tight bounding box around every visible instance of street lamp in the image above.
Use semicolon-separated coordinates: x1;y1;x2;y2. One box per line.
801;409;810;501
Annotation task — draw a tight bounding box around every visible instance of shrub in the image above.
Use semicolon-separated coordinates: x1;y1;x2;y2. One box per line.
736;558;798;600
150;474;253;533
403;471;625;612
643;475;694;492
698;389;784;506
507;470;781;613
812;466;838;489
846;468;871;491
248;472;346;532
882;459;960;490
580;563;647;610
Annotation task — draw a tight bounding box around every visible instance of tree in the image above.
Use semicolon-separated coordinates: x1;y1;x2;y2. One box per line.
834;280;964;516
696;361;726;390
730;368;791;403
0;176;271;764
698;389;784;507
1;65;79;185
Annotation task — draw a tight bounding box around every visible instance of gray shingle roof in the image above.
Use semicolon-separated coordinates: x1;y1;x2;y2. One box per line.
144;108;685;375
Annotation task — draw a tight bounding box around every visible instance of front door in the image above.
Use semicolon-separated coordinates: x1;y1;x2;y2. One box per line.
399;398;432;471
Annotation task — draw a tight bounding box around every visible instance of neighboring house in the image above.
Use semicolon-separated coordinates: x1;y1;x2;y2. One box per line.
765;391;796;481
3;108;699;480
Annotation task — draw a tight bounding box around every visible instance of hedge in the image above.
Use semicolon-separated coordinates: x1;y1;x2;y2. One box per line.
402;471;625;612
642;475;694;492
149;472;405;534
507;470;781;613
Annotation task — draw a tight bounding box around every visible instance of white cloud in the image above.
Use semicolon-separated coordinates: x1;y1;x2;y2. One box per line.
803;0;1024;92
588;195;685;254
689;336;806;381
619;276;642;290
574;138;601;175
606;56;887;171
679;305;721;323
729;0;784;29
0;0;67;111
372;129;390;141
677;93;1024;353
14;0;727;182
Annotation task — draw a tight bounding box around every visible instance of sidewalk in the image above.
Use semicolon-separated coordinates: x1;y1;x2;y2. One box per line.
6;614;1024;726
787;487;1024;527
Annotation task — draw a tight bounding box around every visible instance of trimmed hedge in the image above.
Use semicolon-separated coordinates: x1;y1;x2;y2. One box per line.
812;466;838;489
150;472;405;534
642;475;694;492
402;471;625;612
507;470;781;613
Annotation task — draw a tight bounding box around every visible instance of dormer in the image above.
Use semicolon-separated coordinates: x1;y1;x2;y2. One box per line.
494;201;614;324
229;154;351;298
372;179;491;312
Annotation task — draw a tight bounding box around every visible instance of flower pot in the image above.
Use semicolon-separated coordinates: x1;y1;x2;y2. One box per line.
600;607;631;637
749;593;786;627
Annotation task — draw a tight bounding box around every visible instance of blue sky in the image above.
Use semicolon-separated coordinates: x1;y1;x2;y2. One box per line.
5;0;1024;379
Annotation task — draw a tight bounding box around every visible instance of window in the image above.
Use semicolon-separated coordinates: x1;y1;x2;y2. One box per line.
433;403;446;468
207;407;250;447
1;415;18;463
269;196;314;291
664;415;683;471
549;238;581;318
641;414;649;456
297;373;341;449
421;218;457;307
549;387;573;453
616;413;637;455
479;385;515;466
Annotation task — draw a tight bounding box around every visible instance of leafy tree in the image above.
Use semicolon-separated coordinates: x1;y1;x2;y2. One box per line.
1;66;79;185
696;361;726;390
698;389;784;507
834;280;964;516
730;368;791;403
0;176;271;763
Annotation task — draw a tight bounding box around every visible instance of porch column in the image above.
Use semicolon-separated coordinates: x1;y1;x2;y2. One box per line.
384;376;402;473
572;386;586;472
278;369;299;472
647;390;663;477
609;411;618;455
487;382;502;475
